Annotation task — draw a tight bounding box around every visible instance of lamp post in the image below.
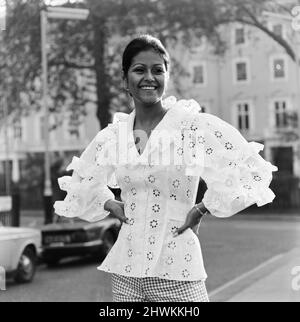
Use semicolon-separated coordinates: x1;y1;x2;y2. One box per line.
40;6;89;224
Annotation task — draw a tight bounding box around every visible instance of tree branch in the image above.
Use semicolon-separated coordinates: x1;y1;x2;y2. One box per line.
240;5;296;62
216;10;297;63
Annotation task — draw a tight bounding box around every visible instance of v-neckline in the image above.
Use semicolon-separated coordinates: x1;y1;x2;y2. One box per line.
130;108;170;159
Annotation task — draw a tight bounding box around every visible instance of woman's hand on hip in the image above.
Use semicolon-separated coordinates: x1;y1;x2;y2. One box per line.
173;206;203;237
104;199;129;225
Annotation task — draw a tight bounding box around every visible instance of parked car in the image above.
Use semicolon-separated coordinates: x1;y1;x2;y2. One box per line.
0;225;41;283
41;214;121;267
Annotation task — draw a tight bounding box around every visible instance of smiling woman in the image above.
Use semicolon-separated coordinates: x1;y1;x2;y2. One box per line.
54;34;277;303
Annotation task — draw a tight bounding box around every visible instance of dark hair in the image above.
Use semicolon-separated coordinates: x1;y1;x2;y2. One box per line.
122;34;170;78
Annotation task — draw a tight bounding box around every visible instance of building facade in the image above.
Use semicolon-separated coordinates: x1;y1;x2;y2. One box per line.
1;10;300;207
167;13;300;182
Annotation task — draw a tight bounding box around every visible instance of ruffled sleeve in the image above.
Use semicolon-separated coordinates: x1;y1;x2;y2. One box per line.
186;111;278;218
53;126;117;222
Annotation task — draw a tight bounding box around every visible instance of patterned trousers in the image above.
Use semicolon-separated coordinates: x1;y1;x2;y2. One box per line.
111;273;209;302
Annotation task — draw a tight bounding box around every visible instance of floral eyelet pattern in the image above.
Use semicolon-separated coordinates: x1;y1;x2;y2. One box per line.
148;175;155;183
206;148;213;155
168;241;176;250
96;144;103;152
172;179;180;188
190;124;198;131
215;131;223;138
225;142;234;150
171;226;178;234
197;136;205;144
128;218;135;225
56;96;277;282
182;269;190;278
152;204;160;213
148;236;156;245
177;147;183;156
184;254;192;262
166;257;174;265
153;189;160;197
229;161;237;168
189;141;195;149
150;220;158;228
170;194;177;201
147;252;154;260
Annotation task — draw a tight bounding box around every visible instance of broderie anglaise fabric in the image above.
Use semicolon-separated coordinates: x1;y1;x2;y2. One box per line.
54;96;277;281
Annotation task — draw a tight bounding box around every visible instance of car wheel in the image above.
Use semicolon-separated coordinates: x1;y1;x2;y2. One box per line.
15;247;37;283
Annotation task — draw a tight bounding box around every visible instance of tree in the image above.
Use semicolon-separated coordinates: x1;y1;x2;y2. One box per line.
214;0;300;63
1;0;299;131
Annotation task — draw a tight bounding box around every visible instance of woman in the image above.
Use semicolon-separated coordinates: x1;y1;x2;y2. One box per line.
54;34;277;302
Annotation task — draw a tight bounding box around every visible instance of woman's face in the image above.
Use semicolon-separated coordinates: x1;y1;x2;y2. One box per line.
125;50;168;106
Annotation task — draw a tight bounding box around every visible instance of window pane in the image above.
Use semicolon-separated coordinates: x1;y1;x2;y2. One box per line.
273;59;285;78
273;24;282;37
238;115;243;130
237;103;250;130
245;115;249;129
235;28;245;44
193;65;204;84
236;62;247;81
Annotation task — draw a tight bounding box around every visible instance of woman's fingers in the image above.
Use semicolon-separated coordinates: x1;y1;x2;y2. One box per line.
173;223;189;237
174;208;202;237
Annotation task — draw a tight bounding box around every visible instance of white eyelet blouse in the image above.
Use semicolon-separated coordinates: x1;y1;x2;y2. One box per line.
54;96;277;281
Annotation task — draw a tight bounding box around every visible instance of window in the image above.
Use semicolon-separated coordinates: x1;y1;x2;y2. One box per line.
193;65;204;84
235;27;245;44
236;62;247;81
273;59;285;79
237;103;250;130
13;120;22;139
274;100;288;128
273;24;283;37
67;113;83;139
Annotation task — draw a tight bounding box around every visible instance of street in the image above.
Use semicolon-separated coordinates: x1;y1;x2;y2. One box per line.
1;214;300;302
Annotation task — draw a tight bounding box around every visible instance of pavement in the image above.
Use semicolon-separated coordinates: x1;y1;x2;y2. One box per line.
209;247;300;302
19;209;300;302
